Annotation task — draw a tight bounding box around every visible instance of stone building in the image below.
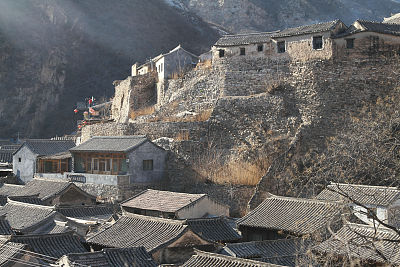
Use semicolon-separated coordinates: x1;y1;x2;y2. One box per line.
212;19;400;62
68;136;167;185
121;189;230;219
133;45;199;82
213;20;347;62
12;139;76;183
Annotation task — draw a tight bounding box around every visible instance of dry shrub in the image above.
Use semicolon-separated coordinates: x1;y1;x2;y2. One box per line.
196;60;212;70
193;148;271;186
155;109;213;123
130;106;155;120
175;131;189;141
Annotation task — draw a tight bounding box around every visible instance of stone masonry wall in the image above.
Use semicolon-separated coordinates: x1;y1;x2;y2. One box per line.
82;51;400;214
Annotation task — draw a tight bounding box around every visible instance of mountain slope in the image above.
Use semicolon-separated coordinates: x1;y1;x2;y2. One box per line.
0;0;219;138
171;0;400;33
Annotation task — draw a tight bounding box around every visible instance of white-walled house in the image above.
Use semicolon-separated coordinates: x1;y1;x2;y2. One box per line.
132;45;198;81
316;182;400;227
13;140;75;183
121;189;230;219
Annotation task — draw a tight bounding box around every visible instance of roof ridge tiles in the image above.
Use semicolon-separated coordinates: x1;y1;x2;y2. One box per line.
222;31;278;37
269;194;341;205
328;182;399;190
123;213;186;225
6;199;55;210
190;249;282;266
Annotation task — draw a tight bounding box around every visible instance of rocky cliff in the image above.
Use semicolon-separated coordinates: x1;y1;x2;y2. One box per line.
0;0;219;138
168;0;400;33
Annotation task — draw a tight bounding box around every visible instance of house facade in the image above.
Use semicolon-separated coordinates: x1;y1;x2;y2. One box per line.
212;19;400;62
13;140;75;183
67;136;167;186
133;45;198;81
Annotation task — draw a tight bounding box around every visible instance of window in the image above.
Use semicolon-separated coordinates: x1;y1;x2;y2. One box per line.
367;207;377;219
257;44;263;52
143;159;153;171
346;39;354;49
240;47;246;55
277;41;286;53
219;49;225;58
313;36;323;50
18;158;21;162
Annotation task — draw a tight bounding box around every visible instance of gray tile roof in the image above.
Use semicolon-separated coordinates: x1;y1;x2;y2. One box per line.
186;217;241;243
0;240;26;267
0;150;15;163
121;189;206;213
181;249;284;267
31;220;71;235
237;195;343;236
18;179;96;202
221;238;314;267
0;184;25;198
7;195;44;205
313;223;400;265
87;214;190;252
17;139;75;156
70;136;150;153
356;20;400;36
11;232;88;259
215;32;274;47
0;201;56;233
65;247;157;267
272;20;342;38
316;182;400;206
0;217;13;236
57;205;114;222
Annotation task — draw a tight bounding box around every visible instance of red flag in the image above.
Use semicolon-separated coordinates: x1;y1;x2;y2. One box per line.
74;109;78;113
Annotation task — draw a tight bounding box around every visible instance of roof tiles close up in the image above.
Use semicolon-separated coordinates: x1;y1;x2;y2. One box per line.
87;214;189;252
121;189;206;213
237;195;343;235
316;182;400;206
70;136;149;153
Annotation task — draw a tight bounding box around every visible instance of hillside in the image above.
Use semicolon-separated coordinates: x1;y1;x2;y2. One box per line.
0;0;219;138
168;0;400;33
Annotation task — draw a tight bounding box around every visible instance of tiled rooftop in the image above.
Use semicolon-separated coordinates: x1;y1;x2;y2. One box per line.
186;217;241;243
221;238;314;267
313;223;400;265
215;32;274;47
11;232;87;259
70;135;149;153
272;20;342;38
121;189;206;213
64;247;157;267
316;182;400;206
237;195;343;235
18;139;75;156
181;249;284;267
87;214;189;252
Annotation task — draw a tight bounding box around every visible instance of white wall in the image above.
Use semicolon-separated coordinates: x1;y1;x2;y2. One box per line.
13;145;37;183
177;196;229;219
351;204;388;226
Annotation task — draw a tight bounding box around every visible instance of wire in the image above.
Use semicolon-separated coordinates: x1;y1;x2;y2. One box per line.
0;254;50;267
0;243;90;267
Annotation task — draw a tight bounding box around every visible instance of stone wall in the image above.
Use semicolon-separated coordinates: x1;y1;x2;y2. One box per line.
111;73;157;123
82;49;400;214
